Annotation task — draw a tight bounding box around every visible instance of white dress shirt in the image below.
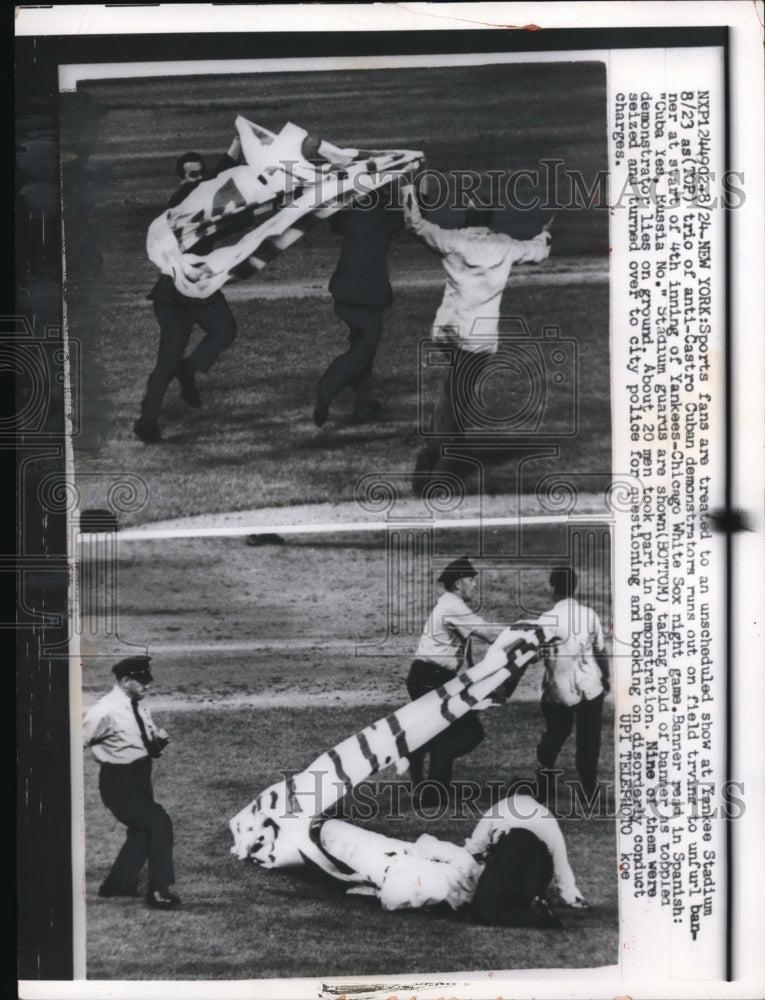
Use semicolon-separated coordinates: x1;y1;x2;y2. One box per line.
535;598;607;706
83;684;165;764
414;591;491;671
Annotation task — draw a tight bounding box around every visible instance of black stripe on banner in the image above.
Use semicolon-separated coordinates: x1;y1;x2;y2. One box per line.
460;689;481;709
438;686;460;724
305;821;358;876
385;712;411;760
289;212;324;236
357;731;380;774
253;239;282;264
180;200;282;251
328;748;354;795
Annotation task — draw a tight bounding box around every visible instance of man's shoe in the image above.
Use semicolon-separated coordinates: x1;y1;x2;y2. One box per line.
146;888;182;910
175;358;201;407
133;419;162;444
98;884;139;898
313;394;330;427
529;895;564;930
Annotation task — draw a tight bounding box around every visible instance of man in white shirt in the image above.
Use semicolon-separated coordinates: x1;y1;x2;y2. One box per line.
82;656;181;910
533;567;610;802
407;557;504;802
401;183;553;487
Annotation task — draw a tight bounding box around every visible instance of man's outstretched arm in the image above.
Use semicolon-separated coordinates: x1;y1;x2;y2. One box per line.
401;183;459;255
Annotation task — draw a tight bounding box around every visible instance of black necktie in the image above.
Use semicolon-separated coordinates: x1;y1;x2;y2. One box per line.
131;699;160;758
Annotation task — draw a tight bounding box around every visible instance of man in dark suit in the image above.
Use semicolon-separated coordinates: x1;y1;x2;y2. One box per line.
313;185;402;426
134;138;241;443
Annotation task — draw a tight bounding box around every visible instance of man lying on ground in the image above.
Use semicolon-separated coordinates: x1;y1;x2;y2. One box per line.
299;789;586;928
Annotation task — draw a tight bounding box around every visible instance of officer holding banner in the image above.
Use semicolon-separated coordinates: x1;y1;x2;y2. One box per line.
406;557;504;804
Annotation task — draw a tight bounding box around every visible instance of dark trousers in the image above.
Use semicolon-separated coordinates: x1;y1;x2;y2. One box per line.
406;659;484;786
98;758;175;893
139;295;237;422
317;301;384;409
417;347;495;473
537;692;604;796
471;828;554;926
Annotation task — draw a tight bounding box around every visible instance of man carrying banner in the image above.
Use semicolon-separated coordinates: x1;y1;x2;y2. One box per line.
313;183;404;427
134;136;242;443
141;118;422;438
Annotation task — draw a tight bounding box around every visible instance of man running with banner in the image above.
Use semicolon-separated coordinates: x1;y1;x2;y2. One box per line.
135;137;243;443
139;116;423;441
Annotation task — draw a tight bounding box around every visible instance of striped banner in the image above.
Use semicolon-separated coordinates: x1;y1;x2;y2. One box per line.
147;116;423;299
229;625;541;867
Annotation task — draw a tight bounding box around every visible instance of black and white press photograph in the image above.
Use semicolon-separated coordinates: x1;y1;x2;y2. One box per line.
14;4;765;999
59;43;617;981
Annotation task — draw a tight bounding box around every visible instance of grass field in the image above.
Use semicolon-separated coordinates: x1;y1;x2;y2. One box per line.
79;528;617;980
68;277;610;525
80;525;613;689
60;61;611;527
83;701;618;981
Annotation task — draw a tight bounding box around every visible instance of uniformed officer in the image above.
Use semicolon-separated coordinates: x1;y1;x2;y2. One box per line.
83;656;181;910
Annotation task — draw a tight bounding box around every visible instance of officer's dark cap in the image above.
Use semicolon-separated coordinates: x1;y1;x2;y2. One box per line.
112;656;153;684
438;557;477;589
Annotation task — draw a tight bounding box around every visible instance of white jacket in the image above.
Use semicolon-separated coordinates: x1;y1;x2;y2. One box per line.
404;190;551;353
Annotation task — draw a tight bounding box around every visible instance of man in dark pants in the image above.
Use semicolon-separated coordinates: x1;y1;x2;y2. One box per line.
82;656;180;910
135;138;241;443
534;567;611;805
401;183;553;490
313;186;402;427
406;557;504;806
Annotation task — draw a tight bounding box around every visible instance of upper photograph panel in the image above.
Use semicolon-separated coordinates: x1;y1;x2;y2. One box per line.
59;56;610;528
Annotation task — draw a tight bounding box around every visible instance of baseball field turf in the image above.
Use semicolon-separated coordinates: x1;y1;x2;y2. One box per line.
64;58;617;981
78;529;617;981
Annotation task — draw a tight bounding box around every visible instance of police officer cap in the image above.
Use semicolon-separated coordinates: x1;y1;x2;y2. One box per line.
438;557;477;588
112;656;153;684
